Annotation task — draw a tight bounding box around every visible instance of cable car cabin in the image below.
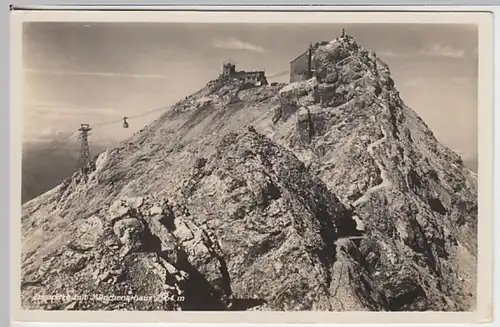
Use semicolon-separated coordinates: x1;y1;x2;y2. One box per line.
123;117;129;128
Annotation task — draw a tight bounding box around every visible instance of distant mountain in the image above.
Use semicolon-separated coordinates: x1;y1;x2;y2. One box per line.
21;35;477;312
463;155;478;174
22;140;107;204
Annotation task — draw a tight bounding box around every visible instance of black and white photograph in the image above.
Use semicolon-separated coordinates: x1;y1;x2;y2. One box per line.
12;9;493;322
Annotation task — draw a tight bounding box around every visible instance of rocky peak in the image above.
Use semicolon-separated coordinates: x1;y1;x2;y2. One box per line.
21;36;477;312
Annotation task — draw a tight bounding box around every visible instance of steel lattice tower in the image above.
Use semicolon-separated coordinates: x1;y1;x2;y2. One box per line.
78;124;93;179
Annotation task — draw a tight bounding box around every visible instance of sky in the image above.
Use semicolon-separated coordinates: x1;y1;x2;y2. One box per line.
22;22;478;162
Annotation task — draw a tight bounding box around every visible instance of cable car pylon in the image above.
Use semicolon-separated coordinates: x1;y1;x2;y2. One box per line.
78;123;94;182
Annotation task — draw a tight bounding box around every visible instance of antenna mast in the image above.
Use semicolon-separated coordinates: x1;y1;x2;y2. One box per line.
78;123;93;181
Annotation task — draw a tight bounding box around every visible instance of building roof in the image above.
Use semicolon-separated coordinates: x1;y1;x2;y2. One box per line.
290;49;310;64
234;70;265;76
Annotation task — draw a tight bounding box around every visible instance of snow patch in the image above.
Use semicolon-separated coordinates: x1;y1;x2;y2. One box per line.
174;219;194;241
148;204;163;216
108;196;144;221
352;113;392;207
197;96;213;107
94;150;109;173
352;215;365;232
86;150;110;184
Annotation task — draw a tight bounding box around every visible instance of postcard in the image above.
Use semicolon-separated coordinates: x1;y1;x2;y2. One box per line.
10;7;494;324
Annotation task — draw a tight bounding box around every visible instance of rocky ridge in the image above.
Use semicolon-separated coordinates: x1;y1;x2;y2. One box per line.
21;35;477;311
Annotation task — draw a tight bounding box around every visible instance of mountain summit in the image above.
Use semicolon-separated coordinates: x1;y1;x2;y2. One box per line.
21;34;477;311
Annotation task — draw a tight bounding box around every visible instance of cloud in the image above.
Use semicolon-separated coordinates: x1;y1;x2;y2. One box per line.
376;50;409;59
212;38;266;53
403;76;427;87
419;44;466;59
377;44;468;60
404;76;472;88
451;77;472;85
24;69;170;79
24;101;121;117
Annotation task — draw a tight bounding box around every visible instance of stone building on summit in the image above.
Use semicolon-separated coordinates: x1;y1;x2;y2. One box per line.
221;62;268;86
289;43;316;83
290;29;350;83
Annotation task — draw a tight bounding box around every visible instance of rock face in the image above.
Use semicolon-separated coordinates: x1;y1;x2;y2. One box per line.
21;35;477;311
